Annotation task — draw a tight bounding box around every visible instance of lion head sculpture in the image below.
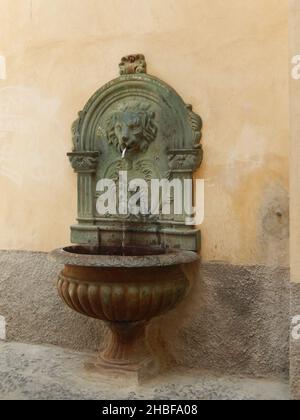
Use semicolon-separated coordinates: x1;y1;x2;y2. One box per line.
106;103;158;154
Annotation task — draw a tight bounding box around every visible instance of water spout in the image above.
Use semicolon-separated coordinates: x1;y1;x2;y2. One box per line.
121;147;127;159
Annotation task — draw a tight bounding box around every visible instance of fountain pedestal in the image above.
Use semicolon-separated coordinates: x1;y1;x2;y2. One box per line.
51;245;198;378
100;321;151;368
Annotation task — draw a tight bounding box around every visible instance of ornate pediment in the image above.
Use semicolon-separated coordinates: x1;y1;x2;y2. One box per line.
119;54;147;75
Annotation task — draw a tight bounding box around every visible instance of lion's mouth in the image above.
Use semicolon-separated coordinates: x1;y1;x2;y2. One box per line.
120;144;138;153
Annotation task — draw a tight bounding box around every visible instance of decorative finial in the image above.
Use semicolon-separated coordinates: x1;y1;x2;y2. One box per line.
119;54;146;75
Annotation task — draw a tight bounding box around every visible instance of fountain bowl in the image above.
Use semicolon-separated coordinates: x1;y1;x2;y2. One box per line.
50;245;199;377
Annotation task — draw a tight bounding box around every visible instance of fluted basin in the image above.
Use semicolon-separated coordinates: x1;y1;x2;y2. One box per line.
50;245;198;374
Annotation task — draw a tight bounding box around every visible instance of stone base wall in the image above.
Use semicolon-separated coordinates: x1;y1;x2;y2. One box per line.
0;251;290;379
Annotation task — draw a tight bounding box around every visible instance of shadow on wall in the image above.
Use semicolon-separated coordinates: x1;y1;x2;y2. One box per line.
150;259;289;379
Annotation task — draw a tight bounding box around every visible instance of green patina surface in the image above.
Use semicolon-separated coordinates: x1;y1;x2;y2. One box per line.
68;55;203;251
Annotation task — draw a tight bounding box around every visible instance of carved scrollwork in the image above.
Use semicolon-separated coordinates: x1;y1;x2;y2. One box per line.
186;104;202;149
119;54;146;75
68;152;99;172
167;148;203;172
103;158;159;186
71;110;87;151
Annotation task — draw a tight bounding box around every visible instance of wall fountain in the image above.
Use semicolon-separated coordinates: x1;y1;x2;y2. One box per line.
51;55;203;379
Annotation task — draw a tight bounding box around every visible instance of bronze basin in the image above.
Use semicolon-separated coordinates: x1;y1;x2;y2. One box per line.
50;245;198;374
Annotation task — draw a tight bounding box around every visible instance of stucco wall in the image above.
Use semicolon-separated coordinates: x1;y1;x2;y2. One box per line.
290;0;300;284
0;0;289;266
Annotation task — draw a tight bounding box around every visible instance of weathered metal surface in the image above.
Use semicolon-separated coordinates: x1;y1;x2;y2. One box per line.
50;245;199;267
57;265;189;322
54;245;193;370
68;55;203;251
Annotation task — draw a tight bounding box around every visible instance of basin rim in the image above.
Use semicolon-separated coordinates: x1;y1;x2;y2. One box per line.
49;245;199;268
